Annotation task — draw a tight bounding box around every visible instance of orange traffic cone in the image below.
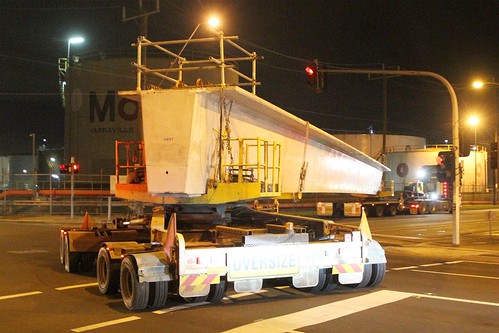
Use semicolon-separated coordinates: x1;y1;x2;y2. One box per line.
81;212;90;230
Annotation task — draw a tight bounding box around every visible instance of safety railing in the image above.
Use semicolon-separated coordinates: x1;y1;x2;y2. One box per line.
222;137;281;194
115;141;146;184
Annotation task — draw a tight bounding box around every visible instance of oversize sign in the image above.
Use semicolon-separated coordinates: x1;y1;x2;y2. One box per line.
227;247;300;279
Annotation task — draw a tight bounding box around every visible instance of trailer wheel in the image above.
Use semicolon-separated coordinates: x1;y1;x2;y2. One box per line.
63;235;80;273
385;205;398;217
97;247;120;295
298;268;328;293
207;278;227;302
367;263;386;287
418;203;427;214
322;271;338;292
148;281;169;309
120;256;149;310
374;205;384;217
347;263;373;288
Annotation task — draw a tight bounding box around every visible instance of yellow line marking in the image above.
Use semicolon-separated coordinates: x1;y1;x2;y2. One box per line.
412;269;499;280
0;291;42;301
71;316;141;332
55;282;98;291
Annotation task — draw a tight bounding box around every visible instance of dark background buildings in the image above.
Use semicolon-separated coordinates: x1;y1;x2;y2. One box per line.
1;0;498;157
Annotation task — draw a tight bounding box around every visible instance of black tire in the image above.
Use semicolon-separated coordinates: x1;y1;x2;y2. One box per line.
97;247;120;295
120;256;149;310
64;235;80;273
148;281;169;308
429;204;436;214
348;263;373;288
322;271;339;292
385;205;398;217
207;278;227;302
374;205;384;217
367;263;386;287
298;268;328;293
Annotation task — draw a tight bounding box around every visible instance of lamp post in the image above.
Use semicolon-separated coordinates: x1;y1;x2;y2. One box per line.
29;133;36;196
472;77;498;204
67;37;84;61
469;116;478;195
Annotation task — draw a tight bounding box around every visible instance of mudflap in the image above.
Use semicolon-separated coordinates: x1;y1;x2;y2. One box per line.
134;251;173;283
179;273;220;298
365;239;387;264
292;266;319;288
233;279;263;293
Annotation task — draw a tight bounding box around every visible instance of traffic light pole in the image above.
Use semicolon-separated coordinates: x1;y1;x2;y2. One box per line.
320;68;461;245
70;156;75;219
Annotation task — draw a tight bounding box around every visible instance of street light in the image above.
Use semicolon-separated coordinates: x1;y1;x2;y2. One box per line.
472;77;498;204
468;116;479;195
67;37;84;60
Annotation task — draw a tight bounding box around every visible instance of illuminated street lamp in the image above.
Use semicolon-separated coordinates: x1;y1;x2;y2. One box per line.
472;77;498;204
67;36;84;60
468;116;479;195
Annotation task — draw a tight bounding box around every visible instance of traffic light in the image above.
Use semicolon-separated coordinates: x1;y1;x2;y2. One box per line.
305;59;326;93
490;141;498;169
59;164;69;174
305;65;317;87
436;151;455;182
70;163;80;174
59;163;80;174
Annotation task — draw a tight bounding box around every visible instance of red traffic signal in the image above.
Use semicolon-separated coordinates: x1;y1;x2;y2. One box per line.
71;163;80;173
59;163;80;174
305;60;326;93
305;66;316;76
59;164;69;173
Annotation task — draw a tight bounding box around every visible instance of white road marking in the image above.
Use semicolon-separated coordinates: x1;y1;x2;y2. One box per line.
223;290;268;300
412;269;499;280
0;291;42;301
391;265;419;270
391;260;463;271
70;316;141;332
414;293;499;307
55;282;98;291
220;290;413;333
221;289;499;332
153;302;210;314
420;263;444;267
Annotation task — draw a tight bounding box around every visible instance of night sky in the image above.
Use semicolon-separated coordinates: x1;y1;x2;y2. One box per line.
1;0;498;155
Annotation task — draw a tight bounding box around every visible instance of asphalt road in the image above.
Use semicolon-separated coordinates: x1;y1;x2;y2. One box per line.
0;212;497;332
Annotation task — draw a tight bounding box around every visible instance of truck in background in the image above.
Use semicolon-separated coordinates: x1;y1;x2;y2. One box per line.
401;165;452;214
318;165;452;218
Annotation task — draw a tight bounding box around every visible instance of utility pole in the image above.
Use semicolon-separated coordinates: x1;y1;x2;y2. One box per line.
122;0;160;89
